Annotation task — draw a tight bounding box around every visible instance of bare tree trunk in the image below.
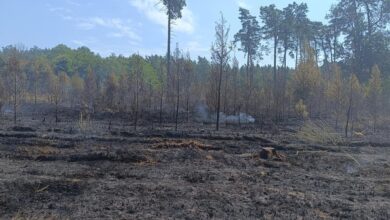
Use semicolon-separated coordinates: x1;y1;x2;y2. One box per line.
167;2;173;118
13;71;17;125
245;52;250;114
55;100;58;124
186;93;189;123
134;75;139;131
334;38;337;63
175;73;180;131
283;44;288;121
295;39;299;68
233;69;237;115
159;88;163;126
273;35;278;122
216;63;223;131
34;82;37;105
223;72;228;114
345;84;353;138
345;106;351;138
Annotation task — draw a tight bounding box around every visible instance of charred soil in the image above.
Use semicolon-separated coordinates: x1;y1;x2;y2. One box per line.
0;116;389;219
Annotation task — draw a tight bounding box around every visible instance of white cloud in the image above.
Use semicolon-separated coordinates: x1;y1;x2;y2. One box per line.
47;3;74;20
129;0;195;34
72;40;85;46
66;0;81;7
48;3;141;43
49;7;72;13
107;32;124;38
71;37;98;47
61;15;74;21
184;41;209;54
77;21;95;30
237;0;251;9
75;17;141;42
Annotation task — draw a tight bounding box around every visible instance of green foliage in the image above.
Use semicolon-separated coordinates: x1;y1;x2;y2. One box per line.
260;4;283;39
162;0;187;19
143;60;160;90
328;0;390;80
235;8;262;58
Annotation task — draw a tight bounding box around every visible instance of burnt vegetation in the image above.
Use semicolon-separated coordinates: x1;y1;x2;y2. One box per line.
0;0;390;219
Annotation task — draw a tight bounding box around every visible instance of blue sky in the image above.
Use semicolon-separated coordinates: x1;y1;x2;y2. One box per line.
0;0;337;65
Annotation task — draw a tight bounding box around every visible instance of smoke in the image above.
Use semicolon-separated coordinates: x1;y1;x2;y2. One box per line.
195;104;210;122
195;104;255;124
225;113;255;124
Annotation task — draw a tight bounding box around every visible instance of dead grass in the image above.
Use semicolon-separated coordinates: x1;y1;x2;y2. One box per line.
17;146;60;159
153;140;213;150
239;148;287;162
295;120;343;145
12;212;64;220
295;121;362;166
206;154;214;160
313;209;331;220
136;157;157;166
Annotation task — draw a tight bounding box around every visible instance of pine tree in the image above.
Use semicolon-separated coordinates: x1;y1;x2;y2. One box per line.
235;8;261;113
161;0;186;108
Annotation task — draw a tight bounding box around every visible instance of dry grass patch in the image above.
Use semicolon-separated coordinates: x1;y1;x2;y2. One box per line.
206;154;214;160
295;120;343;145
17;146;60;159
153;140;213;150
136;157;157;166
240;148;287;162
12;213;64;220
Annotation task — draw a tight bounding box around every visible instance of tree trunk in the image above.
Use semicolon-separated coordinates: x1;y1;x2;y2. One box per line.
175;72;180;131
295;39;299;68
216;63;223;131
245;52;250;114
55;100;58;124
273;35;278;122
159;88;163;126
167;2;172;110
233;72;237;115
13;71;17;125
345;82;353;138
282;43;288;121
333;27;337;62
134;76;139;131
186;93;189;123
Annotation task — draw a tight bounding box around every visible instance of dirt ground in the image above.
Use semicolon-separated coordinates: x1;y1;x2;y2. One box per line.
0;112;389;219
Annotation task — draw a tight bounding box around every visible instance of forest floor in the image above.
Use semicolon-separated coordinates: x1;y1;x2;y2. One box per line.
0;110;389;219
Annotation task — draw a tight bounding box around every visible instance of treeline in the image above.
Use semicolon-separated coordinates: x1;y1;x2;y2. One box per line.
0;0;389;135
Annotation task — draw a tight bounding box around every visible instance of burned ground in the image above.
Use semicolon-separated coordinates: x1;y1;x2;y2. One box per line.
0;115;389;219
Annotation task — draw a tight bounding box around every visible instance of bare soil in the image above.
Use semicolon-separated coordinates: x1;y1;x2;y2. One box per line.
0;114;389;219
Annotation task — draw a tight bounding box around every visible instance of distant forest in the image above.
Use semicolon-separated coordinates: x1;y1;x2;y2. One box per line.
0;0;389;135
